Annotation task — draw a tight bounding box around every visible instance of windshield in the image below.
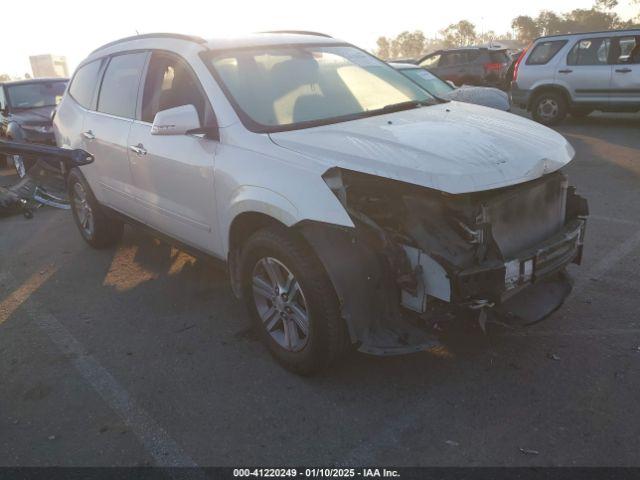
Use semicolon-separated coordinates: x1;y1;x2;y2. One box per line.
399;68;454;97
206;45;434;132
6;81;67;109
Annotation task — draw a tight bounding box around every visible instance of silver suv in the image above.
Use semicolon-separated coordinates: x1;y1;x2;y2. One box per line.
511;29;640;125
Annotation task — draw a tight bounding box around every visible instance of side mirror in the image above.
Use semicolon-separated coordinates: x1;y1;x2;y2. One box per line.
446;80;457;88
151;104;202;136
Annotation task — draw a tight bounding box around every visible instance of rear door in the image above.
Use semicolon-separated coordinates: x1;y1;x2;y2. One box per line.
561;36;612;107
609;35;640;108
127;51;220;253
82;52;148;215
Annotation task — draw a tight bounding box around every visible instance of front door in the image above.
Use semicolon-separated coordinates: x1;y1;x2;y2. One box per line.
610;35;640;108
128;51;220;254
83;51;148;215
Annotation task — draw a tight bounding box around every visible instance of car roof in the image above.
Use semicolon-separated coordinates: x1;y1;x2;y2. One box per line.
0;77;68;86
535;28;640;42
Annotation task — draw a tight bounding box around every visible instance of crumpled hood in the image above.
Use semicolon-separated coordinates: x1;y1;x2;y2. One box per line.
270;101;575;194
441;86;510;111
9;106;55;125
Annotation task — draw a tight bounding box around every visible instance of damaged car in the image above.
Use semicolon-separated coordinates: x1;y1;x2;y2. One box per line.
53;32;588;374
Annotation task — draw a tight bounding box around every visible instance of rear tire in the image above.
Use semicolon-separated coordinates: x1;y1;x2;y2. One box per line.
240;225;349;375
531;91;568;126
67;168;123;249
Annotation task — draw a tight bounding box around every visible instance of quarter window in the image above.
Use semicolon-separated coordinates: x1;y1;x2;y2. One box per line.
567;38;611;66
141;53;208;124
526;41;567;65
97;53;147;119
69;60;102;109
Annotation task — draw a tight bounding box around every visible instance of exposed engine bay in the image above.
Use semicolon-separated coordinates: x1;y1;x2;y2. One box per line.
298;167;588;355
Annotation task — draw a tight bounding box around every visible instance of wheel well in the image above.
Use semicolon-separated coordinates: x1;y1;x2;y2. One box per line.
228;212;286;256
528;85;570;111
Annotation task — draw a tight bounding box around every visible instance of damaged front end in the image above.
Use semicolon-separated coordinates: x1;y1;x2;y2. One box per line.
298;168;588;355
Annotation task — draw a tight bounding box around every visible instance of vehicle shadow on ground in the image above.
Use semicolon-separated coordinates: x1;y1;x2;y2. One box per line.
67;225;533;387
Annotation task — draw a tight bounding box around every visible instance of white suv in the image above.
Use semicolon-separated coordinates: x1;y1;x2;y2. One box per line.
54;32;588;374
512;29;640;125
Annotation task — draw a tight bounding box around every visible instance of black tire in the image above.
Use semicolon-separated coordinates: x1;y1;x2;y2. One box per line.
570;108;593;118
531;91;568;125
67;168;123;249
240;225;349;375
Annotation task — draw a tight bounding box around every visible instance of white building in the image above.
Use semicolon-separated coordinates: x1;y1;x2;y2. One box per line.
29;55;69;78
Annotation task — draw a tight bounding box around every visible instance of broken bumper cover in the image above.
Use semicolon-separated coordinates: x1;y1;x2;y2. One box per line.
298;217;586;355
454;218;586;305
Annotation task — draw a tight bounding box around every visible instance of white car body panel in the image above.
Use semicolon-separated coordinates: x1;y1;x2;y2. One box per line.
270;101;574;195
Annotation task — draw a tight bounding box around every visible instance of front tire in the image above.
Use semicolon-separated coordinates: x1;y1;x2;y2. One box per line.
67;169;123;249
240;225;349;375
531;91;567;125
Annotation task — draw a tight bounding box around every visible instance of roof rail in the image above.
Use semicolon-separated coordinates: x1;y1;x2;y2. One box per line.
260;30;333;38
536;28;640;41
91;33;207;54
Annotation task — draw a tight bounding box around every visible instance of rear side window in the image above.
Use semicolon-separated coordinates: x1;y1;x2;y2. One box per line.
489;51;510;63
97;52;147;119
69;60;102;109
567;38;611;66
526;41;567;65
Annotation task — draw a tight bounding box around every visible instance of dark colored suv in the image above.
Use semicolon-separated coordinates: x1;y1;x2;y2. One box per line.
0;78;68;176
417;47;511;88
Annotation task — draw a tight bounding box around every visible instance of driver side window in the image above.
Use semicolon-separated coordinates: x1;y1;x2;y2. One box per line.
141;53;211;125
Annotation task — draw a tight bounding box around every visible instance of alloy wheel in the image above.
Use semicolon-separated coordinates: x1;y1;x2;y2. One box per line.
72;182;94;237
251;257;310;352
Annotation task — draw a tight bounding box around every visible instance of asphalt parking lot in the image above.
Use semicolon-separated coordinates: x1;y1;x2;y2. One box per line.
1;111;640;468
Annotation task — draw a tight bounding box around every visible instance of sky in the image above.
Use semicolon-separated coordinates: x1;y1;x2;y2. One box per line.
3;0;639;77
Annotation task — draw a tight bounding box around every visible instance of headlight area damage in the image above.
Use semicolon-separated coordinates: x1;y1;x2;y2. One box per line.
297;168;588;355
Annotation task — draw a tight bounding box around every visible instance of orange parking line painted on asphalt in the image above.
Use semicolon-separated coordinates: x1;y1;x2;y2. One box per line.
0;265;56;325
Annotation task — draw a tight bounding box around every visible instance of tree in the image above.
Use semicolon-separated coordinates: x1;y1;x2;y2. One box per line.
594;0;618;11
376;37;392;59
0;74;11;82
440;20;477;48
391;31;428;59
536;10;565;36
511;15;541;44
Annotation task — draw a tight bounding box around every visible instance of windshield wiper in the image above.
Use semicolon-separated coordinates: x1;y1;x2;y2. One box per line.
380;100;432;113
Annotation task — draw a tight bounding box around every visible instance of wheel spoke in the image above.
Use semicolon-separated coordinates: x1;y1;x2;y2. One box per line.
263;306;279;331
283;318;298;349
262;258;284;290
289;304;309;336
252;276;273;299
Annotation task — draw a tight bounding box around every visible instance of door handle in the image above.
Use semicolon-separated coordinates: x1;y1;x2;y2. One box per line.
558;69;573;74
129;143;147;156
615;68;632;73
82;130;95;140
